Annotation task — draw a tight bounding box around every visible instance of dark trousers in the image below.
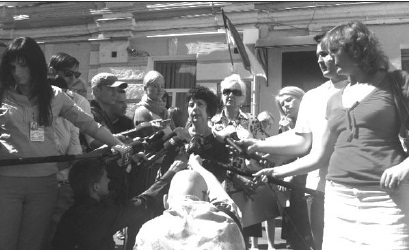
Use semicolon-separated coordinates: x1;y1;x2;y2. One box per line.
306;195;325;250
281;175;314;250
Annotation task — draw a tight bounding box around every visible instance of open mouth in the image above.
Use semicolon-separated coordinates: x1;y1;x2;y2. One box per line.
320;64;328;72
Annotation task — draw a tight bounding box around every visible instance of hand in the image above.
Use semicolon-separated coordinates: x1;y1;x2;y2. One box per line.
131;152;148;165
175;147;189;163
279;116;294;129
188;154;203;168
112;144;133;167
115;134;133;144
169;160;188;173
380;163;409;192
252;168;275;184
252;166;288;183
150;119;171;129
236;138;258;155
174;127;192;141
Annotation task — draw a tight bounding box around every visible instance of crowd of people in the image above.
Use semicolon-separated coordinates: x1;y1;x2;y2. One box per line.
0;20;408;250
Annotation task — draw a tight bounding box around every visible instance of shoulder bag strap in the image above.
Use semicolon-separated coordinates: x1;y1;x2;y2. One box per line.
390;71;409;138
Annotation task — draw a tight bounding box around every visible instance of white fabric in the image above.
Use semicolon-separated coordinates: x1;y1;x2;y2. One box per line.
323;181;409;250
294;79;348;192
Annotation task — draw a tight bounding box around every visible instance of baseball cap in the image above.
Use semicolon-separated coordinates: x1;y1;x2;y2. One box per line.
91;73;127;89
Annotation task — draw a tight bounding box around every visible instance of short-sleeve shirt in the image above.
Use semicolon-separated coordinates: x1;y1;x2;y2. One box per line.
294;79;348;191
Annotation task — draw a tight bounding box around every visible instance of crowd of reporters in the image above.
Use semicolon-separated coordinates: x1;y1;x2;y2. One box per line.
1;19;409;250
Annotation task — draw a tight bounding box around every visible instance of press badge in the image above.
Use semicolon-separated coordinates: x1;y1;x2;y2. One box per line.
30;121;45;141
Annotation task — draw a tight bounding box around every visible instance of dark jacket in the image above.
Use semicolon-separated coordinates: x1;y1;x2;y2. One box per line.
52;170;176;250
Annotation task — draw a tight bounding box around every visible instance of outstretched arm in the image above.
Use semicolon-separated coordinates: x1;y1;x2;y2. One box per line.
188;154;231;202
239;130;312;157
254;120;336;179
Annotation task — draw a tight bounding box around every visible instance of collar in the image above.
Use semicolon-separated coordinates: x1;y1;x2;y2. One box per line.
211;109;249;124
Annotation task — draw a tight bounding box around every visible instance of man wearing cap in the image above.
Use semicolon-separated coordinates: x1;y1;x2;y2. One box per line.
107;88;134;135
91;72;128;134
89;73;130;205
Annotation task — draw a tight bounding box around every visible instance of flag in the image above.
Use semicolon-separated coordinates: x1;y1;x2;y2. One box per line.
197;42;228;55
222;9;266;79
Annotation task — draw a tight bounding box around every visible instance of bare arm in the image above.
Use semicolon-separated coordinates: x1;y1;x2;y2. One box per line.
254;120;336;179
188;154;231;202
239;129;312;157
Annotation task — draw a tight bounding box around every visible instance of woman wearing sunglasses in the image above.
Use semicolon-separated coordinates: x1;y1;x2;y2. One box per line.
211;74;273;249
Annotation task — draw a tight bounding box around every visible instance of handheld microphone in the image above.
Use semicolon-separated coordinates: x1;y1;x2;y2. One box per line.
212;125;266;163
141;135;186;169
186;134;205;154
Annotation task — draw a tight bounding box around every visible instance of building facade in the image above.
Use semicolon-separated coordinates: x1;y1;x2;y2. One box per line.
0;1;408;131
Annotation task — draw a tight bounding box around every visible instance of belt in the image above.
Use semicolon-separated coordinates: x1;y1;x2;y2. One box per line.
58;180;70;185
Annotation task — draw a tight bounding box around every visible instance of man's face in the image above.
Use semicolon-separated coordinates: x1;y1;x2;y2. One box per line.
94;85;118;105
56;65;81;88
110;92;127;117
316;43;338;79
96;169;110;198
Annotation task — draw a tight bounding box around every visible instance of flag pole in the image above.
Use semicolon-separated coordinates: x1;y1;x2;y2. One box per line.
222;9;235;73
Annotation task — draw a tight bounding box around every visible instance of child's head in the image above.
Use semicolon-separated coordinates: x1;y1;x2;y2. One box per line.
69;159;110;200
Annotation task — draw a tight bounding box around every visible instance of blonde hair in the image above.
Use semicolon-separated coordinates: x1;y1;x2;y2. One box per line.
143;70;164;90
275;86;305;119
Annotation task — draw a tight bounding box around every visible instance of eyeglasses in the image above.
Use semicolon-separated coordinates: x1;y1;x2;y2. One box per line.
222;88;242;96
63;69;81;79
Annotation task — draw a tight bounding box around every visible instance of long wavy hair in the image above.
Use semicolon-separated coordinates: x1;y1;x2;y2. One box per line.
325;20;389;75
0;37;52;126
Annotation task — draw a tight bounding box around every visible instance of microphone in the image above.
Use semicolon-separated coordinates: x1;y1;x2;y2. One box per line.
141;135;186;169
212;125;265;162
186;134;204;154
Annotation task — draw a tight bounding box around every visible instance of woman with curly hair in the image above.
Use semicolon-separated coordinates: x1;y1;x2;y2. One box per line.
255;20;409;249
185;85;230;182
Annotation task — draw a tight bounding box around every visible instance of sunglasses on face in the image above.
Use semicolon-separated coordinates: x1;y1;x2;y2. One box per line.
222;88;242;96
63;69;81;79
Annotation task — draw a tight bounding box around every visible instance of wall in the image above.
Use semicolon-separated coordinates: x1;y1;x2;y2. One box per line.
369;23;409;70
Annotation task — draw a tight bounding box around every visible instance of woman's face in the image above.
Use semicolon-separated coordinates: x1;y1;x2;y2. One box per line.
11;59;31;86
222;82;244;109
57;65;81;88
188;98;209;126
331;46;358;76
146;77;165;102
278;94;301;119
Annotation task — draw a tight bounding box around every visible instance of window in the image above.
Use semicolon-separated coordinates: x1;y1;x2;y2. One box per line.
154;60;197;125
402;49;409;73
